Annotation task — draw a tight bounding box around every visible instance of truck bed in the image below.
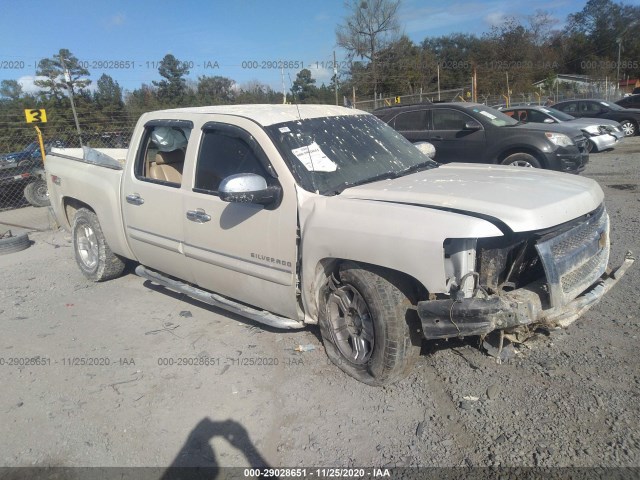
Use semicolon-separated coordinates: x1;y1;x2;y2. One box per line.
45;148;135;260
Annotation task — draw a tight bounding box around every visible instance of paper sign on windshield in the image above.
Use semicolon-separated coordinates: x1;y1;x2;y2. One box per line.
478;111;497;120
291;142;337;172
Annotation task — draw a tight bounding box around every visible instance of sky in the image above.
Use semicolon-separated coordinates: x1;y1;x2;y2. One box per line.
0;0;625;96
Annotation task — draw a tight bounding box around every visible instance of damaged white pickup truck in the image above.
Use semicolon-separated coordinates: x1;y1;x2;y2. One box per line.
45;105;634;385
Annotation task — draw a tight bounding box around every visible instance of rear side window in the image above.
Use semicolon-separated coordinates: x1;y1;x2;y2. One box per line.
195;130;269;193
393;110;426;131
135;124;191;187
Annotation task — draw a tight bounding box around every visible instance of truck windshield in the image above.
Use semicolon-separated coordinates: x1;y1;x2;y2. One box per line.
265;114;438;195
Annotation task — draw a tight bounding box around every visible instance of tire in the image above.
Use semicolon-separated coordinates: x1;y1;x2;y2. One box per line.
500;152;542;168
619;120;637;137
23;180;50;207
72;208;125;281
586;140;596;153
0;232;31;255
319;262;421;386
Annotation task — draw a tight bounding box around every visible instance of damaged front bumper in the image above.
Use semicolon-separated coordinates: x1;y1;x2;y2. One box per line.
589;133;619;151
418;253;635;340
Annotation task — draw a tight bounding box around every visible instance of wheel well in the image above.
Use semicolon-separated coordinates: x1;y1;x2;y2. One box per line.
497;148;546;167
620;118;638;129
313;258;429;315
63;197;94;228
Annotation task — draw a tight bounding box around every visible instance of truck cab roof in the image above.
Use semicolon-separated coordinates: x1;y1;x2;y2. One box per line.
148;104;364;127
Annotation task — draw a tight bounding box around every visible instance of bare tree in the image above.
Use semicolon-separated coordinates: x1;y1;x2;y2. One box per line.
336;0;401;101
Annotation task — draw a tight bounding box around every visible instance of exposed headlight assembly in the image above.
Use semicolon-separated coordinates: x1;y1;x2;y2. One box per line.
545;132;574;147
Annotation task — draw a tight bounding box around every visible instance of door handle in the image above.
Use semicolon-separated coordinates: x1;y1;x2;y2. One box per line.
126;193;144;205
186;208;211;223
431;136;444;141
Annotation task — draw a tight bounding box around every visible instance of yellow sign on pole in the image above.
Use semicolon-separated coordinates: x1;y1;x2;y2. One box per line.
25;109;47;123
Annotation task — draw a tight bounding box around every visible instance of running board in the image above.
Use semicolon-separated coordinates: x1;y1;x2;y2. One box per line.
135;265;305;330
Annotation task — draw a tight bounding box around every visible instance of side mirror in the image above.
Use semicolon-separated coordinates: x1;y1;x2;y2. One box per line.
543;118;555;123
464;120;482;131
219;173;281;206
414;141;436;159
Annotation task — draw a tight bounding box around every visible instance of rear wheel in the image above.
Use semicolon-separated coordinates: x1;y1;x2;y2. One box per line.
23;180;50;207
500;152;541;168
319;262;421;386
620;120;637;137
72;208;125;281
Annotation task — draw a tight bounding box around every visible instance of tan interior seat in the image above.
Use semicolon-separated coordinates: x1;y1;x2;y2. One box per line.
149;150;184;184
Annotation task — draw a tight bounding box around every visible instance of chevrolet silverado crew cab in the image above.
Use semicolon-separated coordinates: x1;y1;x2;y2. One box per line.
374;102;590;173
45;105;633;385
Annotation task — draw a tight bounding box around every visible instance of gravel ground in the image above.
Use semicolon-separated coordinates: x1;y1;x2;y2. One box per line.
0;137;639;473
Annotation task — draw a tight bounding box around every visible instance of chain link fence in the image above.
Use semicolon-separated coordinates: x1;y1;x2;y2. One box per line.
0;123;135;233
354;79;629;112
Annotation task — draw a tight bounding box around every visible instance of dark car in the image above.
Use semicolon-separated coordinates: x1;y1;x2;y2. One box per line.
552;99;640;137
373;102;589;173
616;94;640;110
0;161;49;207
500;105;624;152
0;140;65;167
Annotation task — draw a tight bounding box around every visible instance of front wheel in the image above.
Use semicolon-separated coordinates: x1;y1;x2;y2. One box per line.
72;208;125;281
23;180;50;207
319;262;421;386
500;152;541;168
619;120;637;137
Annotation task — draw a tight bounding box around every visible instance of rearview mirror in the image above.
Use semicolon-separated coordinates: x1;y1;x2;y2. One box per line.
219;173;281;206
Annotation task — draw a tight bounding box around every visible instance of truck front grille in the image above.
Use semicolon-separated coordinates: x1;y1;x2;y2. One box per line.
536;205;609;307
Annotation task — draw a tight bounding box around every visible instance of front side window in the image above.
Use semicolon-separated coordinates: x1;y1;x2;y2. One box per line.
195;129;269;193
432;109;470;130
584;102;603;114
558;102;578;113
526;110;550;123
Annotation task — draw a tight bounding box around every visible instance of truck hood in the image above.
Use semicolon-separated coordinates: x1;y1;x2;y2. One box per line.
341;164;603;233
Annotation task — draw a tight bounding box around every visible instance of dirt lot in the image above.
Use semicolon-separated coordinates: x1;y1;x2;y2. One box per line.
1;138;639;473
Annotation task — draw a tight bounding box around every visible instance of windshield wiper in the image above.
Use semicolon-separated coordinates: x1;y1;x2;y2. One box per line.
330;160;437;195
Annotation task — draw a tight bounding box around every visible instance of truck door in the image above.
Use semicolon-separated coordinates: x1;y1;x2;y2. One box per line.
121;120;195;283
429;108;486;163
182;121;299;320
